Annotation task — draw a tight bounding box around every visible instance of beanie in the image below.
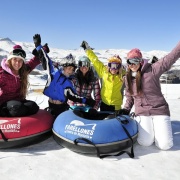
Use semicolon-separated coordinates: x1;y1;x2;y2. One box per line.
7;45;26;62
108;56;122;64
127;48;142;59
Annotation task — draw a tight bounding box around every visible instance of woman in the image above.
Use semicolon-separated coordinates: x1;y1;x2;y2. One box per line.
68;56;101;115
121;42;180;150
0;41;41;117
81;41;126;113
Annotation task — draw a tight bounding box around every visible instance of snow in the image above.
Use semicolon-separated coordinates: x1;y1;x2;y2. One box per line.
0;38;180;180
0;85;180;180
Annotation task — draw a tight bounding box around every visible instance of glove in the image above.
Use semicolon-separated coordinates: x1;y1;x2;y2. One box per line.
32;48;47;70
43;43;50;53
33;34;41;47
118;109;130;115
32;48;44;58
88;108;97;116
151;56;158;64
84;98;96;107
32;48;39;57
80;41;91;50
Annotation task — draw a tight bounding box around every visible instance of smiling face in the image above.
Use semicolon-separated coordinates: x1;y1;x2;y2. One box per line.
128;63;141;72
79;66;89;75
63;66;75;77
10;57;24;74
109;68;119;75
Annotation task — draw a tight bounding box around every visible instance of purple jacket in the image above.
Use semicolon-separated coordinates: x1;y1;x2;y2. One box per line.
124;41;180;116
0;57;40;105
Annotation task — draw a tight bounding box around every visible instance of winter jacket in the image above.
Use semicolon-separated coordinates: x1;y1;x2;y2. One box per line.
0;57;40;105
43;58;86;104
85;49;125;110
68;73;101;110
124;41;180;116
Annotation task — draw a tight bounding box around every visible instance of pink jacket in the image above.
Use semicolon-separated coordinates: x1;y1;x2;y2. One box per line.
0;57;40;105
124;41;180;116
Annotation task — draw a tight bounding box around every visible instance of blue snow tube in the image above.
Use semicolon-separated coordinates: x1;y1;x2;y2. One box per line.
52;109;138;158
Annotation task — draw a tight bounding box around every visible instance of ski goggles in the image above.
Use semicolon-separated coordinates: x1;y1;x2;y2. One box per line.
127;58;141;65
78;61;90;68
11;49;26;59
108;62;121;70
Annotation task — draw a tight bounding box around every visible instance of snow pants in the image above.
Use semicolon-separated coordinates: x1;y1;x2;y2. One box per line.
0;100;39;117
135;115;173;150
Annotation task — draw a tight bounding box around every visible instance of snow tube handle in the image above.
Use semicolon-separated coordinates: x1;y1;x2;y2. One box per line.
74;137;100;157
0;129;8;142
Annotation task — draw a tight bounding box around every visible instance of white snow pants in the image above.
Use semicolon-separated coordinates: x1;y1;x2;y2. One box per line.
135;115;173;150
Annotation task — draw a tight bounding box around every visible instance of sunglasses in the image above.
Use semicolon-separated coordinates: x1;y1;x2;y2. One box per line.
78;61;90;68
108;62;121;70
12;49;26;58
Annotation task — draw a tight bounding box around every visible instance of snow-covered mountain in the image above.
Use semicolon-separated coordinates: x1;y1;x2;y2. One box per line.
1;36;180;67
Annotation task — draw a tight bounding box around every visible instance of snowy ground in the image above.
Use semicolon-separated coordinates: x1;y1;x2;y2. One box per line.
0;84;180;180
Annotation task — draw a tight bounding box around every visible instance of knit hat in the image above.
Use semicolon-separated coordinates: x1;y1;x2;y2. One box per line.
7;45;26;62
127;48;142;64
60;53;76;68
78;56;91;68
108;55;122;64
127;48;142;59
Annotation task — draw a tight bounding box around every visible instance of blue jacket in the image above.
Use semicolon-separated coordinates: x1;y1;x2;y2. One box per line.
42;50;85;104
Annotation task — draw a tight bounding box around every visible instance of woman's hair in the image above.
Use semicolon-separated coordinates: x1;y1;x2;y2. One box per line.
8;60;29;98
75;68;95;87
126;67;142;95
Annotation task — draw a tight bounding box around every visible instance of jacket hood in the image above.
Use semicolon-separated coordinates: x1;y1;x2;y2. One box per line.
1;58;19;77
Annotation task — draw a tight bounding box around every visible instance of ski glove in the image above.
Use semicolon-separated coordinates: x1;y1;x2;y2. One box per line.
32;49;47;70
118;109;130;115
32;48;39;57
80;41;92;50
43;43;50;53
84;98;96;107
33;34;41;47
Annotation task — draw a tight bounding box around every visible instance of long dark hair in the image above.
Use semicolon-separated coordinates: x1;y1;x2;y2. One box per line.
8;60;29;98
75;68;95;87
126;68;142;95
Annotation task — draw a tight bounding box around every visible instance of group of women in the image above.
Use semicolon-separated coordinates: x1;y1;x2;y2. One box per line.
1;34;180;151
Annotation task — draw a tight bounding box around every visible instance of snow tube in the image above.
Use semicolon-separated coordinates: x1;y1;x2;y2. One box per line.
0;109;54;149
52;109;138;157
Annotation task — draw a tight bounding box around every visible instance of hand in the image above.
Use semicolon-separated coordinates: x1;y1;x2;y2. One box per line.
118;109;130;115
88;108;97;116
80;41;91;50
33;34;41;47
43;43;50;53
84;98;96;107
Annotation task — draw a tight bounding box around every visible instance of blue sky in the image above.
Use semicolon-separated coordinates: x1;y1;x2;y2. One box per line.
1;0;180;51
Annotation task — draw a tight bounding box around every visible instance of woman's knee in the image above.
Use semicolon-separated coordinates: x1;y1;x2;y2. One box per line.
155;139;173;150
137;136;154;147
6;100;28;117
